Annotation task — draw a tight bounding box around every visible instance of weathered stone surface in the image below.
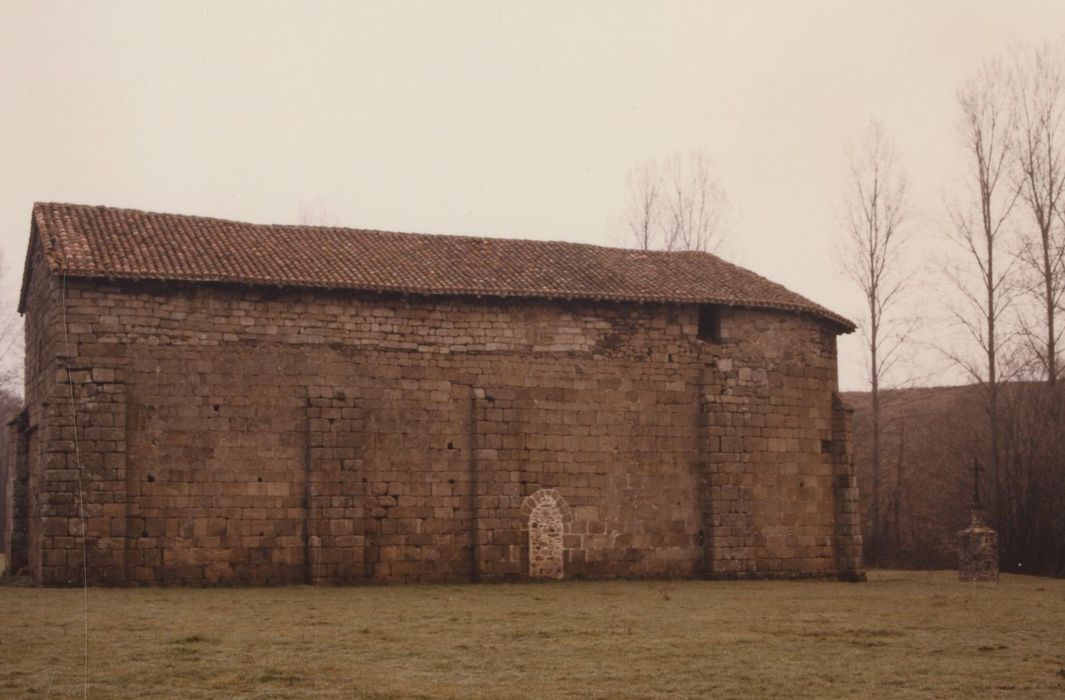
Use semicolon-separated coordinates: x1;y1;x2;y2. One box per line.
7;236;865;585
958;514;998;583
522;489;570;579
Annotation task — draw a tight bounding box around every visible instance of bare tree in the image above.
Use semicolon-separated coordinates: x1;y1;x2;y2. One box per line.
847;381;1065;575
297;199;341;228
0;251;23;564
1010;44;1065;385
621;152;732;253
839;121;912;560
1000;44;1065;576
661;153;732;253
0;320;21;394
944;57;1022;536
622;162;662;251
0;252;23;396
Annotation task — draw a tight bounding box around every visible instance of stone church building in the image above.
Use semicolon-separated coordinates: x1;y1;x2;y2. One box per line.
5;202;864;586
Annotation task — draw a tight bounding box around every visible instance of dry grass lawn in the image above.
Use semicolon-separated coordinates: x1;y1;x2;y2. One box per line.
1;570;1064;698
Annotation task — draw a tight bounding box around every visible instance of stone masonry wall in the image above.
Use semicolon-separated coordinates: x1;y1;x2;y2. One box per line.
7;234;64;581
697;309;863;578
16;261;864;585
4;410;29;574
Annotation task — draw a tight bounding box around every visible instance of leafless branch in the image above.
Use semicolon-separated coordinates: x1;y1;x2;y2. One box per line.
620;152;733;253
838;120;913;559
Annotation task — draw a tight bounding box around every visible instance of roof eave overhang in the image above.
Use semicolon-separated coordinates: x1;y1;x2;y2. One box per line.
44;269;857;332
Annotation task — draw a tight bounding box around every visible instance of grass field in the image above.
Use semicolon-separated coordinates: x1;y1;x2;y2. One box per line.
1;570;1063;699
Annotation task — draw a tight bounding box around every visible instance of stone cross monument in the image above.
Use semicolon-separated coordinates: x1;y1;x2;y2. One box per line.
958;459;998;583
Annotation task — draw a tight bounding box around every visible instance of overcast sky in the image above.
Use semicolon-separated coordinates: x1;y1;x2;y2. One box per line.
3;1;1065;390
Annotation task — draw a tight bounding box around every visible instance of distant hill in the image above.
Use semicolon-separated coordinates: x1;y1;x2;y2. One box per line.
843;384;984;568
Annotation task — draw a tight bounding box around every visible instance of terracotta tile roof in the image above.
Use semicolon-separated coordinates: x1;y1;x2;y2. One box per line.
21;202;854;331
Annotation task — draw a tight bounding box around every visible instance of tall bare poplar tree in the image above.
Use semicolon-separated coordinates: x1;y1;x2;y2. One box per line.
1011;44;1065;385
945;58;1021;511
841;122;910;559
621;152;731;253
1005;43;1065;575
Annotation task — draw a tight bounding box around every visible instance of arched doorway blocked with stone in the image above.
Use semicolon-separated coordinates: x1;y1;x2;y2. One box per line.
520;489;573;579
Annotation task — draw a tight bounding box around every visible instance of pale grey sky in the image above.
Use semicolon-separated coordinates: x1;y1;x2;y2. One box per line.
2;0;1064;390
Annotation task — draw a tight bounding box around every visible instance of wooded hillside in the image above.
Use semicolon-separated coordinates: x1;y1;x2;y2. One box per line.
846;384;1065;575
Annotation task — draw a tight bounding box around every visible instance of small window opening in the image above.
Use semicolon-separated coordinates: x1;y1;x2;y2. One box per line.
697;305;722;342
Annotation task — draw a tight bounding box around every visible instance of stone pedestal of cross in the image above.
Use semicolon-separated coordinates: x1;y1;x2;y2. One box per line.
958;459;998;583
958;512;998;582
